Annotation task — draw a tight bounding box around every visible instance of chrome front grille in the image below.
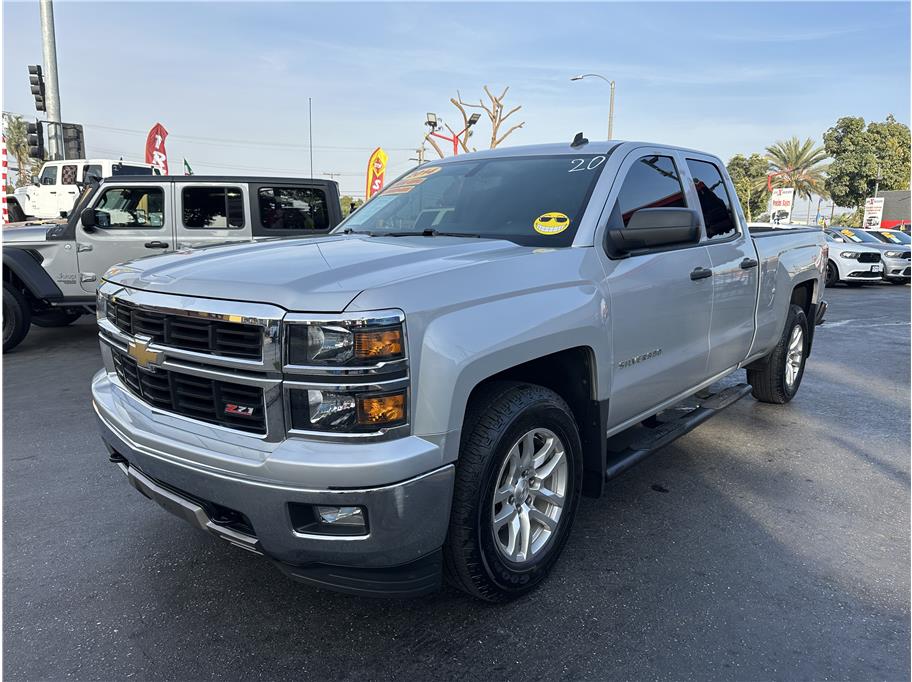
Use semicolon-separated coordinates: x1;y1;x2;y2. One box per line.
107;298;262;360
112;350;267;434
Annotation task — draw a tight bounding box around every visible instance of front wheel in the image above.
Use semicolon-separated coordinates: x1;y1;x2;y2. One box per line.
444;382;582;602
3;283;32;352
747;304;809;404
825;261;839;287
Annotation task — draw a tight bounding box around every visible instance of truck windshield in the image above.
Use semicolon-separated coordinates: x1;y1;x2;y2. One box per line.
338;154;611;247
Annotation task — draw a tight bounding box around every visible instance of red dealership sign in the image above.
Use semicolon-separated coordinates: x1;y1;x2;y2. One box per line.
145;123;169;174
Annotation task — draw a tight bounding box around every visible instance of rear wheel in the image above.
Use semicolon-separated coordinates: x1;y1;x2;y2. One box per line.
825;261;839;287
747;304;808;404
444;382;582;602
3;283;32;352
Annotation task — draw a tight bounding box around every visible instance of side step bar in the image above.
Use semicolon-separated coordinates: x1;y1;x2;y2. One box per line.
604;382;753;480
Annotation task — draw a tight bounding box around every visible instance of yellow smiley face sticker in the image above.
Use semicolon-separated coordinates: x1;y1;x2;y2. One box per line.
534;212;570;235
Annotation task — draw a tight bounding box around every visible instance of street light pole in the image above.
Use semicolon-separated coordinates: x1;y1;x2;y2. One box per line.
39;0;63;160
571;73;616;140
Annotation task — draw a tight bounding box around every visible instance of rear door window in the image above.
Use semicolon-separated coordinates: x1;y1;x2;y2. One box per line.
615;155;687;226
61;164;79;185
258;187;329;232
182;187;245;229
686;159;738;240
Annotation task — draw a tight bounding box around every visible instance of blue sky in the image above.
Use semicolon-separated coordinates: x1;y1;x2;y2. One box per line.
3;1;910;203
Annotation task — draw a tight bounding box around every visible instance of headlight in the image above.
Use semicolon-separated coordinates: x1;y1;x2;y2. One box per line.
286;319;404;366
840;251;862;259
885;251;903;258
288;388;407;433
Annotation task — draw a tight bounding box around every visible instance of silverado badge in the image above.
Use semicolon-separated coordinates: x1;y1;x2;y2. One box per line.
127;336;163;370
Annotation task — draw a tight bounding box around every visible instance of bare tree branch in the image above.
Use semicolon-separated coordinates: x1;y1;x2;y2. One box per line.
495;122;525;148
423;132;446;159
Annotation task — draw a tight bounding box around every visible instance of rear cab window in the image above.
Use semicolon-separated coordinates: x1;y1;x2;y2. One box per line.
686;159;738;241
182;187;245;229
258;187;329;233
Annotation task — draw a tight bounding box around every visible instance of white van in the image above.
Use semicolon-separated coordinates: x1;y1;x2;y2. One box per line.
8;159;160;220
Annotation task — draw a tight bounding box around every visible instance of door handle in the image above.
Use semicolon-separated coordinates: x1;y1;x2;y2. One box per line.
690;267;713;281
740;257;759;269
145;241;169;249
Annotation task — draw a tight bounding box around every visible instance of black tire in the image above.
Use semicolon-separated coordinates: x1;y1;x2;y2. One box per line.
825;261;839;287
747;304;809;404
444;381;582;602
3;283;32;352
31;309;82;328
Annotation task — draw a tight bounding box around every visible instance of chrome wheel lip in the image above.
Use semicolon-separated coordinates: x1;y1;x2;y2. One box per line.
785;325;804;389
491;427;568;565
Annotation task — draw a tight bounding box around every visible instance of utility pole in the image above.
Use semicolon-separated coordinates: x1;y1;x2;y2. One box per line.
409;147;426;165
39;0;63;160
874;165;882;197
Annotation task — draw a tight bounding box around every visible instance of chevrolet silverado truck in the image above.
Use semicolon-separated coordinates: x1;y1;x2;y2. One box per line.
92;140;827;601
3;175;342;351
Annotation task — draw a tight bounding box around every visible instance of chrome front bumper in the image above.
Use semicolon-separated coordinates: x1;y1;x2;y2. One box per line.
93;369;454;594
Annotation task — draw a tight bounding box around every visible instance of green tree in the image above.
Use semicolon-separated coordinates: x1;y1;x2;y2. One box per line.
831;209;862;227
340;195;364;218
2;114;33;187
824;115;910;209
727;153;770;222
765;136;829;202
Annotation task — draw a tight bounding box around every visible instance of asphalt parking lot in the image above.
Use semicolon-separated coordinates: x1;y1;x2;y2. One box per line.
3;284;909;681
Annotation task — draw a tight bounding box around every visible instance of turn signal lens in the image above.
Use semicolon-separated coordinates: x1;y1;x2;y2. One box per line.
354;328;403;361
357;392;406;427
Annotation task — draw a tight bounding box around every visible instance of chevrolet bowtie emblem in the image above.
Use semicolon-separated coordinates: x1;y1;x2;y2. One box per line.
127;336;162;369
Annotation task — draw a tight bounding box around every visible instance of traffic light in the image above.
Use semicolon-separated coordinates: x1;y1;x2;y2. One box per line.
27;121;45;159
61;123;85;159
28;65;46;112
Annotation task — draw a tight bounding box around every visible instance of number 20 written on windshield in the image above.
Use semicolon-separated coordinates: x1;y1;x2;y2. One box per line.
569;156;606;172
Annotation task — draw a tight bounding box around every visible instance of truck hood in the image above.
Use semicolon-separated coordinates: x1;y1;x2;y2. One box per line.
104;234;533;312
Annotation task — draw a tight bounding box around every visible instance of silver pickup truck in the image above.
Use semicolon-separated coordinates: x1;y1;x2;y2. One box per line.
92;140;827;601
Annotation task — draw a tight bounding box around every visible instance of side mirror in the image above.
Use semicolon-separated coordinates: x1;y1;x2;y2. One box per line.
612;208;701;253
32;179;40;187
80;207;97;228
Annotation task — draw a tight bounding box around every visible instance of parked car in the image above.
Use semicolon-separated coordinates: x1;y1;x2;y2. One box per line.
2;176;343;351
7;159;160;221
826;228;911;284
821;231;883;287
91;140;827;601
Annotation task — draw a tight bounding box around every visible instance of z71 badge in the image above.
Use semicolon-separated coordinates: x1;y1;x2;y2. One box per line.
224;403;255;417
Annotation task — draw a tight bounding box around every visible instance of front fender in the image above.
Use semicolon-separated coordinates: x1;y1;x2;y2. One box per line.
2;247;63;300
409;283;607;462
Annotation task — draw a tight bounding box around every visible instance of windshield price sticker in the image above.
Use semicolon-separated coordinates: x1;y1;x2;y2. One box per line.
385;166;442;195
568;156;606;173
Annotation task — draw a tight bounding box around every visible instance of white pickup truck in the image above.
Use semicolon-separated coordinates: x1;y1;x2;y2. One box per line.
92;139;828;601
6;159;159;221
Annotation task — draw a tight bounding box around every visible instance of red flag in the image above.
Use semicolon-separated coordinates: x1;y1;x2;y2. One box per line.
365;147;389;199
145;123;169;174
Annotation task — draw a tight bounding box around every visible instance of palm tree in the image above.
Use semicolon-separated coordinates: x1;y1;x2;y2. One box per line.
2;114;33;187
765;136;829;201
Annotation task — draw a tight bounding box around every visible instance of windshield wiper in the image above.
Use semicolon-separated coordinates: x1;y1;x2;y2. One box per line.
377;229;484;238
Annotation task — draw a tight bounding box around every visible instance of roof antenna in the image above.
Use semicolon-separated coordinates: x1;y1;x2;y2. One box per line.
571;132;588;148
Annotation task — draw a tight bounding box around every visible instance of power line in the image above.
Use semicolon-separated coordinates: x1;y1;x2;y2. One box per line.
4;112;414;153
